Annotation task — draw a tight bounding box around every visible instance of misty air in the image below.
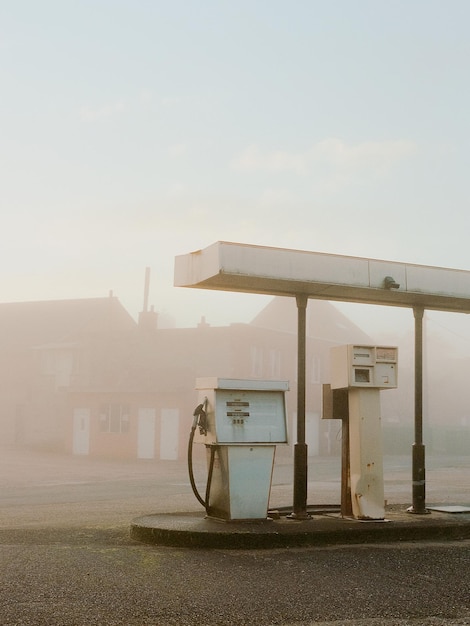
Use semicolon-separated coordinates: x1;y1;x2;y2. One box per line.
1;2;469;625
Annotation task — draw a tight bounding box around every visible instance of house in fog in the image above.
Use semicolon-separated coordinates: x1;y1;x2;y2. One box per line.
2;291;467;460
65;295;373;460
0;295;136;449
4;292;433;461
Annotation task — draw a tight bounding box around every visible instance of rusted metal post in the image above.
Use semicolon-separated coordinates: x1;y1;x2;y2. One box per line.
289;294;310;519
322;385;351;516
408;306;428;514
341;413;353;517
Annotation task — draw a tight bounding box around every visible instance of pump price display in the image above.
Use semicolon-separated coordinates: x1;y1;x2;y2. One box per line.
209;390;288;442
376;347;397;362
351;347;374;365
226;400;250;423
226;401;250;415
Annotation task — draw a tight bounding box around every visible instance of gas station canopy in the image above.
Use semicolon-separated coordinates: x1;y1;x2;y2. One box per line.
174;241;470;313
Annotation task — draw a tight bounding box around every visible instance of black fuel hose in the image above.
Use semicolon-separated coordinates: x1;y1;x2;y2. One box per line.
187;424;206;508
188;401;214;512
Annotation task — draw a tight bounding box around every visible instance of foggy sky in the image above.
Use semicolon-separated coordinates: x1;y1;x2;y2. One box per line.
1;1;470;333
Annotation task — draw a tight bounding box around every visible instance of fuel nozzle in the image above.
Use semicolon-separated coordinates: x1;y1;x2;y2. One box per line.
192;399;208;436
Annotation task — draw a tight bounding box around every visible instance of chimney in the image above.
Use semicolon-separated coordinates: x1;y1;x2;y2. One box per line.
197;315;210;328
138;267;158;332
143;267;150;312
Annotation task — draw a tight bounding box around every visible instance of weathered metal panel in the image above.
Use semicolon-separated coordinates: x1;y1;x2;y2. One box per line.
175;241;470;312
194;378;288;445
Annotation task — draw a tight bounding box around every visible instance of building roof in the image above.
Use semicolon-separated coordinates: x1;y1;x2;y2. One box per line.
250;296;372;344
0;297;136;348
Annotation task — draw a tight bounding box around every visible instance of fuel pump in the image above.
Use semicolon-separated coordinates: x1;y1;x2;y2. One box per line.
329;345;398;520
187;378;289;521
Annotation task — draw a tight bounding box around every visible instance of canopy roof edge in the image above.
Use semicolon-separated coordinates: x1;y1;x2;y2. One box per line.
174;241;470;313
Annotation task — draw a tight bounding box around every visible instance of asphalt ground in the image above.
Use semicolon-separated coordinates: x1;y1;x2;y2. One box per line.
2;449;470;525
1;448;470;625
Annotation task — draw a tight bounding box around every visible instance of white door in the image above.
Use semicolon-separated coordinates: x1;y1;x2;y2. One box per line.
306;412;320;457
137;408;156;459
72;408;90;455
160;409;179;460
291;411;320;456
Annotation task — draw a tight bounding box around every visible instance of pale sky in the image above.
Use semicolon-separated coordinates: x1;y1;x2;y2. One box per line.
2;1;470;341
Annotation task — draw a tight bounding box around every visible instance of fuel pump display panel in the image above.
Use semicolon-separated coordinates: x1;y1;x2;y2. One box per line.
215;390;287;443
331;345;398;389
195;378;289;445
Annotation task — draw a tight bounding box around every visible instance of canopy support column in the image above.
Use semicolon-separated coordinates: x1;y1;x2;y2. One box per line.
289;294;310;520
408;306;428;514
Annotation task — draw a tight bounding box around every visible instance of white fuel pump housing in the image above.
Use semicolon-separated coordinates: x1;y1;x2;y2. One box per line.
194;378;289;521
329;345;398;520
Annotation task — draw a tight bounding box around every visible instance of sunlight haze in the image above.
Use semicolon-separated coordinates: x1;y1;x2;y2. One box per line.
2;1;470;335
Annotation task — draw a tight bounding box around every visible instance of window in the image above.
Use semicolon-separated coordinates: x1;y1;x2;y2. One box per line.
269;349;281;378
41;348;76;389
310;355;321;384
250;346;263;377
99;404;130;434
